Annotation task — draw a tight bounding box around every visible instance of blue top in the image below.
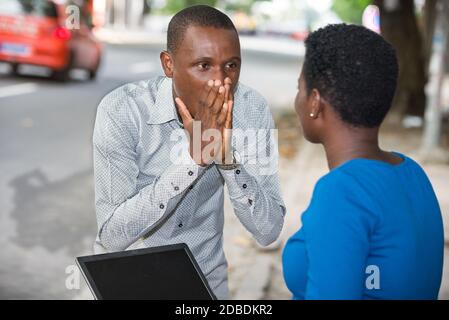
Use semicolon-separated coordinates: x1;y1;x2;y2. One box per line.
282;153;444;299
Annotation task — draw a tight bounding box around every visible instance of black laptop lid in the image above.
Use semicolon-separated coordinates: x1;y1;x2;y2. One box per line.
76;243;216;300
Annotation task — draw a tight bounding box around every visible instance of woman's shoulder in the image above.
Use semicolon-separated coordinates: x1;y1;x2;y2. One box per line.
313;165;360;193
306;152;429;222
305;160;389;224
318;152;424;184
303;168;379;233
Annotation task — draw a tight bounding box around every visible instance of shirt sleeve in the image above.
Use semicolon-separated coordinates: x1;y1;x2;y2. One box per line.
93;97;205;252
218;97;285;246
301;171;379;299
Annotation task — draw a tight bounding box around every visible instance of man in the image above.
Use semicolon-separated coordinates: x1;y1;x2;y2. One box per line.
92;5;285;299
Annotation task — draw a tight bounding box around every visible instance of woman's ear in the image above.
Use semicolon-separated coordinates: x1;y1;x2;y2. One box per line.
308;89;323;119
160;51;174;78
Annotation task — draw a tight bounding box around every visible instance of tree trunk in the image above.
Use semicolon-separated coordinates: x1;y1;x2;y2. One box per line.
113;0;126;28
374;0;427;117
127;0;145;28
422;0;437;74
422;0;449;154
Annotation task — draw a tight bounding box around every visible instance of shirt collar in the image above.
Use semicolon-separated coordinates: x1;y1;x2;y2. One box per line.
146;77;181;125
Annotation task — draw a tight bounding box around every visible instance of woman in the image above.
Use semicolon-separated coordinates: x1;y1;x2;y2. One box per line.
282;24;444;300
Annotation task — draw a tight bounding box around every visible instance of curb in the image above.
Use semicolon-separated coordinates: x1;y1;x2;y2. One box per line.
94;29;304;58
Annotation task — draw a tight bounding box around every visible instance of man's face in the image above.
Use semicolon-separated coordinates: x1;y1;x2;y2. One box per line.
164;25;241;117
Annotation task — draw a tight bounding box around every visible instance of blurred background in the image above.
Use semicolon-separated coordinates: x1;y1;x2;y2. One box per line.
0;0;448;299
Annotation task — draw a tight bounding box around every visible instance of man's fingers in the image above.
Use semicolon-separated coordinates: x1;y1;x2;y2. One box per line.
227;77;234;105
224;84;230;104
204;80;221;109
217;102;228;125
225;83;234;126
223;77;232;102
212;85;226;114
228;85;234;105
175;97;193;124
199;80;214;106
225;100;233;129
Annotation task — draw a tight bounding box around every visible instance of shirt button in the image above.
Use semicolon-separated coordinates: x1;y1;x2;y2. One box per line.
174;186;179;191
159;204;165;209
188;170;194;176
236;169;241;174
242;184;247;189
178;223;183;228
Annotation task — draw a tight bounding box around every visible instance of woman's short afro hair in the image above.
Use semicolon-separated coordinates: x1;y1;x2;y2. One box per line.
303;24;399;128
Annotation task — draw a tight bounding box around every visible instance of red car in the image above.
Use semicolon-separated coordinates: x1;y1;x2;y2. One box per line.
0;0;102;81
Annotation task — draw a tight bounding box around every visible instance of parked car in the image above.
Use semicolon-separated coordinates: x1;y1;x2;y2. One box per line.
0;0;102;81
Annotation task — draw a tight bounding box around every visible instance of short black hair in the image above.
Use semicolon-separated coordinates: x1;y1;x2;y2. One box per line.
303;24;398;128
167;5;237;53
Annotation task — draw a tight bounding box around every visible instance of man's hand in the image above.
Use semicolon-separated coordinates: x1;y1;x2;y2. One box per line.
175;78;234;166
222;77;234;165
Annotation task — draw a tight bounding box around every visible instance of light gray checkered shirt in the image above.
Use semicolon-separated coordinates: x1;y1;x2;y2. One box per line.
92;76;285;299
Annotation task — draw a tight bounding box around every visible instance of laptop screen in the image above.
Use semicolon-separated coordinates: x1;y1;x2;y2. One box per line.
77;244;215;300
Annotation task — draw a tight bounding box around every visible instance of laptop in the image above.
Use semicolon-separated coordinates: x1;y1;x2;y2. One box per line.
76;243;216;300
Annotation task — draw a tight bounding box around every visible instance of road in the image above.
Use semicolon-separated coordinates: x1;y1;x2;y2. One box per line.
0;43;301;299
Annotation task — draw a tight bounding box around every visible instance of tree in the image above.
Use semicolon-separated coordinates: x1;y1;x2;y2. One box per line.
333;0;439;118
162;0;218;14
332;0;371;24
422;0;438;72
373;0;428;117
422;0;449;155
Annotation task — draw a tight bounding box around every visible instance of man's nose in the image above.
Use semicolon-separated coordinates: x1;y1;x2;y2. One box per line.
212;67;227;84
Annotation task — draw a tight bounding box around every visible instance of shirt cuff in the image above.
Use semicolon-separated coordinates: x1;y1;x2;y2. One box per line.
218;165;255;200
159;151;206;199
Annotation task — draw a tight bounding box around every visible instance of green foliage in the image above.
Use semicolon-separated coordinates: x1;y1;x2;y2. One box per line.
161;0;218;14
224;0;260;14
332;0;371;24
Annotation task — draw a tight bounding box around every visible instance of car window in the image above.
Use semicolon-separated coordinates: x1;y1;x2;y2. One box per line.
0;0;58;18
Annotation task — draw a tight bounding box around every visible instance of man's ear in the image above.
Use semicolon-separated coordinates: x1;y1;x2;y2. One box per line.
160;51;174;78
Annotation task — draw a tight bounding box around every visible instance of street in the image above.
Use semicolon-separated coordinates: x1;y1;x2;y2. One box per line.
0;43;301;299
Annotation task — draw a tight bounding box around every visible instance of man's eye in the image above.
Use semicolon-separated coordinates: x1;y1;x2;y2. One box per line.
226;63;237;69
198;63;210;70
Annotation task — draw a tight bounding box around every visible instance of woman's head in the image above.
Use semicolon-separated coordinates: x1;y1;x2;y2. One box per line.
295;24;399;143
